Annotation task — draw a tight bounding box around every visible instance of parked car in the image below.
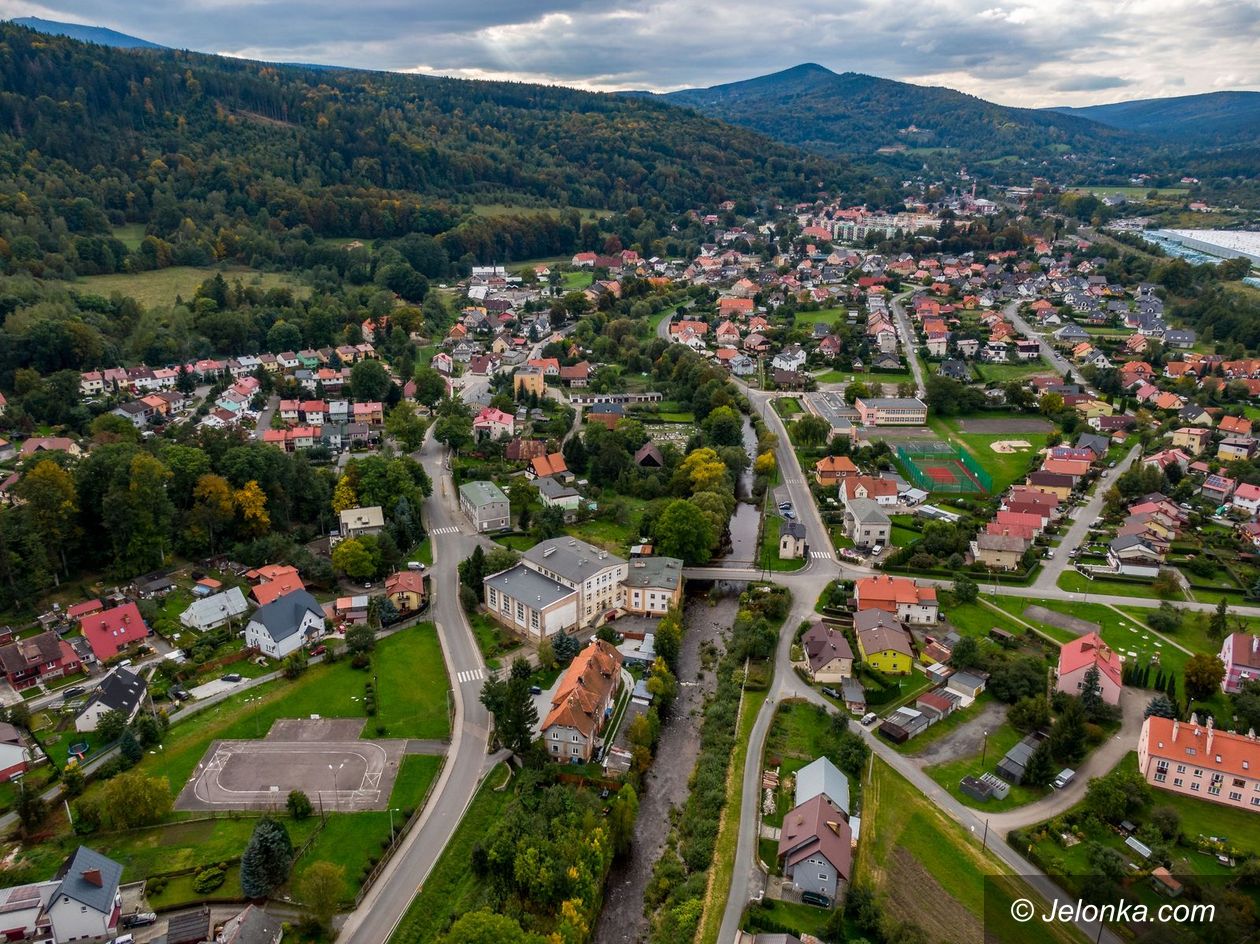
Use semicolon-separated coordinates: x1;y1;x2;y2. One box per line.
870;544;884;556
170;687;190;702
800;891;831;908
529;685;543;696
861;712;878;726
309;645;327;657
220;673;243;683
1053;768;1076;789
112;934;136;944
123;914;157;929
820;686;841;699
61;686;85;699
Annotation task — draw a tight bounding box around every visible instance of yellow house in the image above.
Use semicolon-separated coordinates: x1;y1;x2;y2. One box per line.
513;366;546;398
854;611;914;675
1171;427;1211;456
384;571;425;612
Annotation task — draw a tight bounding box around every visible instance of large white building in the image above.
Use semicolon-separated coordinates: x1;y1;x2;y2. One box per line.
484;537;628;640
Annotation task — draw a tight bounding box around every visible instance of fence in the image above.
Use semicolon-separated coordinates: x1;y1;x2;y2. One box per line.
895;441;993;494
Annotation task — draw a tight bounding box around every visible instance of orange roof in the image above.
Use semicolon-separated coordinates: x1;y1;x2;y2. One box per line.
855;575;935;611
531;453;568;478
386;571;424;595
542;639;623;738
1143;715;1260;780
1219;415;1252;435
1058;632;1122;688
251;566;304;605
815;456;858;476
1041;458;1090;478
841;476;898;500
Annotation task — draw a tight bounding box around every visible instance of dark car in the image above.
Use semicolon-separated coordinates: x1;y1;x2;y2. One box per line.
529;685;543;696
820;686;841;699
800;891;832;908
122;913;157;929
170;687;191;702
220;673;243;683
61;686;85;699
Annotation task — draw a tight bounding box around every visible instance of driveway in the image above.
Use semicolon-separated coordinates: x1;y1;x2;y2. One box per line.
907;700;1009;766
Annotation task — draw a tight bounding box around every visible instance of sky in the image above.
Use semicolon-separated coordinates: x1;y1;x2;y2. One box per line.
3;0;1260;107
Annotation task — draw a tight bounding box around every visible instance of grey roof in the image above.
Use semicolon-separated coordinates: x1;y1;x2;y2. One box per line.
949;670;988;691
523;537;625;584
853;609;903;633
847;497;890;526
779;519;806;539
54;847;123;914
249;589;323;643
180;587;248;628
217;905;280;944
975;533;1027;553
339;505;384;530
459;480;508;508
794;756;850;815
1076;433;1111;456
484;563;575;609
623;557;683;591
857;397;926;409
83;667;146;716
536;476;580;500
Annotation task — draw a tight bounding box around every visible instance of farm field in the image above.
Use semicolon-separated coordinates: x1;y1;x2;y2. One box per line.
72;266;309;308
1070;186;1189;199
857;757;1084;944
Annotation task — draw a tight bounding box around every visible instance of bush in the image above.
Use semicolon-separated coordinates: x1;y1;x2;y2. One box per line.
192;867;226;894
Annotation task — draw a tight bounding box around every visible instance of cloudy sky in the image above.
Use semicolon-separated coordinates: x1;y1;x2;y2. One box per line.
4;0;1259;107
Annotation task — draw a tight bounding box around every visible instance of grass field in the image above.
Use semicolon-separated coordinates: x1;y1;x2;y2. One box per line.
1071;186;1189;200
812;369;856;384
928;416;1049;494
73;266;309;308
1055;568;1184;600
111;223;147;250
945;597;1034;641
923;722;1050;811
760;700;851;828
858;757;1085;944
760;518;807;572
971;360;1054;383
791;308;848;328
469;203;604;220
388;764;514;944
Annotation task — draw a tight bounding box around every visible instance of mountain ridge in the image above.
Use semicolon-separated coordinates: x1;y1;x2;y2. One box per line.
1050;90;1260;144
9;16;165;49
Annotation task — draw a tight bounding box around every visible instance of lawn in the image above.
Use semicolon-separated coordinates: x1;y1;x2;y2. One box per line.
760;518;806;572
99;624;450;796
72;266;309;309
812;369;857;384
388;764;514;944
857;757;1084;944
889;514;922;549
760;700;851;828
1071;186;1189;199
944;597;1033;641
1055;568;1185;600
1117;604;1255;657
466;608;521;665
111;223;147;250
791;308;848;328
774;398;802;417
923;722;1051;811
928;415;1050;494
971;360;1054;383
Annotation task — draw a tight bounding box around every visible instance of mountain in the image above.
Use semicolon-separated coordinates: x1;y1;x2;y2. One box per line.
653;63;1127;163
1051;91;1260;146
9;16;165;49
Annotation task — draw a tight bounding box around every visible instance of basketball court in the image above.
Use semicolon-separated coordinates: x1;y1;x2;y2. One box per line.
175;718;406;813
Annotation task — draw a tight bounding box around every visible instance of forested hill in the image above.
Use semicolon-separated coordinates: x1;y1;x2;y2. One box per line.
9;16;166;49
653;62;1127;163
1051;91;1260;147
0;24;848;272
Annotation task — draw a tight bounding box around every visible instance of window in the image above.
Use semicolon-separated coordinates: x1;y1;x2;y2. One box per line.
1191;781;1201;791
1173;778;1183;787
1234;778;1246;788
571;746;580;756
1193;768;1203;778
1154;773;1166;783
1176;764;1186;774
1253;797;1260;807
1229;791;1243;802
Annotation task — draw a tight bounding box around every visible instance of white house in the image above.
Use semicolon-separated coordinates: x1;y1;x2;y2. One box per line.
771;345;807;373
75;667;147;734
180;587;249;632
244;590;325;658
45;847;124;942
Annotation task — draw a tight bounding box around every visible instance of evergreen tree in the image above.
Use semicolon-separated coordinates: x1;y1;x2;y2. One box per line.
1048;699;1088;765
240;818;294;899
1078;664;1105;722
1144;694;1177;720
1023;737;1055;788
119;728;143;767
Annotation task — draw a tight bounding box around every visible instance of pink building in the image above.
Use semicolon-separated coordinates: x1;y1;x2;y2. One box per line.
1138;715;1260;812
1055;632;1122;705
1220;632;1260;694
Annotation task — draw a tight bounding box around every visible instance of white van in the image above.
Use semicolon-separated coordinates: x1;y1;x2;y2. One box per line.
407;561;426;571
1053;768;1076;789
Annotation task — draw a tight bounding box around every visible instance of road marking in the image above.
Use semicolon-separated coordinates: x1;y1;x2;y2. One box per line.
430;526;460;535
455;668;484;684
810;551;832;559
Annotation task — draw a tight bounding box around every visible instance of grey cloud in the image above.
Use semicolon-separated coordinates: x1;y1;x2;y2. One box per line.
1053;75;1133;93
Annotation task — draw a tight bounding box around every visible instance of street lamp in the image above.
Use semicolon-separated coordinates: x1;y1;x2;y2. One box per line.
980;729;990;767
328;761;346;812
388;806;401;841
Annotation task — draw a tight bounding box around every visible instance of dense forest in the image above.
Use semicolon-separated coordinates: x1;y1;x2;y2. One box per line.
0;24;858;282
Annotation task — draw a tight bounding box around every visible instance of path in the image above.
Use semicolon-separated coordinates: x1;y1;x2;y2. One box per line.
890;291;926;397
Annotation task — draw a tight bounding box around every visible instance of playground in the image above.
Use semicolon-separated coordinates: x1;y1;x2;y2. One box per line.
896;441;993;494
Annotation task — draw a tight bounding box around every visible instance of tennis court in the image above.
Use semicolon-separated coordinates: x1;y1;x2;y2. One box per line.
896;441;993;494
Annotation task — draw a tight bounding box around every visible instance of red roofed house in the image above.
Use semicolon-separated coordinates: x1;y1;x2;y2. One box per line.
473;407;515;441
1220;415;1252;437
248;564;305;606
777;793;853;900
1138;714;1260;811
81;603;148;662
814;455;859;486
1220;632;1260;693
66;599;104;621
854;575;938;624
1055;632;1122;705
529;453;569;481
541;639;623;763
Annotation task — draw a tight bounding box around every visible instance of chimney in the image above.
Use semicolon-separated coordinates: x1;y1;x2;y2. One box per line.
81;868;102;888
1207;717;1214;754
1172;719;1180;740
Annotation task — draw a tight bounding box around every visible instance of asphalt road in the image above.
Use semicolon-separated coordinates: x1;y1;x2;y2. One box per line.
337;428;492;944
890;291;926;397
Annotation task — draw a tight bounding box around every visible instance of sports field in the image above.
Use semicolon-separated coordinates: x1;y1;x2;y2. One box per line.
896;440;991;494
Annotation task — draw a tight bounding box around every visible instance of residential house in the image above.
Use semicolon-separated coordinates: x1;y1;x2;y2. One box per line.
385;571;426;613
799;623;854;684
779;520;808;560
854;609;914;674
843;498;890;548
1171;427;1212;456
75;667;146;733
339;506;385;539
513;366;546;398
794;756;851;815
248;564;305;606
80;603;148;663
1219;437;1257;463
541;639;623;763
1231;483;1260;516
1220;632;1260;694
528;453;570;481
622;557;685;616
970;532;1028;570
217;904;284;944
1055;632;1123;705
0;723;29;782
473;407;515;441
854;575;938;624
1137;715;1260;811
244;589;325;659
45;847;124;942
458;481;511;532
1202;474;1237;504
839;476;898;507
771;345;807;373
537;475;582;518
0;631;79;689
813;456;858;486
777;794;852;901
179;587;249;632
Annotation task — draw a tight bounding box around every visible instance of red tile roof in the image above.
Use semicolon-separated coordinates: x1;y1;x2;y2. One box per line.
80;603;148;661
1058;632;1122;688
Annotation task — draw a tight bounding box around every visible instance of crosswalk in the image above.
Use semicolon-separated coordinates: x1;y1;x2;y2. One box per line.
430;526;460;535
810;551;832;560
784;477;804;486
455;668;484;684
